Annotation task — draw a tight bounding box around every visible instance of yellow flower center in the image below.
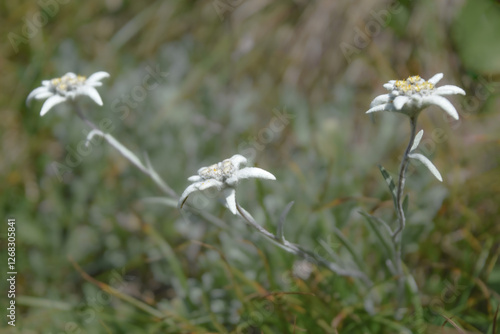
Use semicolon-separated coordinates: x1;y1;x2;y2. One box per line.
394;75;434;94
199;160;235;181
50;74;87;94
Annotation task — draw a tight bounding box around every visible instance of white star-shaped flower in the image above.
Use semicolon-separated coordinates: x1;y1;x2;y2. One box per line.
178;154;276;214
27;71;110;116
366;73;466;120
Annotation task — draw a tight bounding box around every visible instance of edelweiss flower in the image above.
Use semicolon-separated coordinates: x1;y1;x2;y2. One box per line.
366;73;465;120
409;129;443;182
27;71;110;116
178;154;276;214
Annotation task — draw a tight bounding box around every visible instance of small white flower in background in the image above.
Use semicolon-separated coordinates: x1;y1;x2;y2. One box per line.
366;73;465;120
408;129;443;182
26;71;110;116
178;154;276;214
292;260;314;280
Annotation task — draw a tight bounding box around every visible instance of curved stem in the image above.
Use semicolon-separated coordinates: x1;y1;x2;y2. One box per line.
235;201;373;287
74;103;98;130
73;103;177;198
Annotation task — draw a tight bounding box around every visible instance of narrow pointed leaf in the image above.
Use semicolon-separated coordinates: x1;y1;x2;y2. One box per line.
359;211;394;259
277;201;294;242
378;165;397;208
408;153;443;182
333;227;364;271
411;130;424;152
403;194;409;215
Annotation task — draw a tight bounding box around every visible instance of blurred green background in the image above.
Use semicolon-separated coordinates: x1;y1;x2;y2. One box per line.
1;0;499;333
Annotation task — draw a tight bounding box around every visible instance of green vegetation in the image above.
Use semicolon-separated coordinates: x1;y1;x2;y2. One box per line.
1;0;499;333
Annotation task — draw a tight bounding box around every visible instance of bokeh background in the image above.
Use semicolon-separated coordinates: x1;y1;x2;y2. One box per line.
1;0;499;333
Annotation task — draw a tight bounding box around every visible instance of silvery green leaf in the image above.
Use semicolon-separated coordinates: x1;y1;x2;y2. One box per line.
403;194;409;214
359;211;394;258
378;165;397;208
408;153;443;182
277;201;294;243
411;130;424;152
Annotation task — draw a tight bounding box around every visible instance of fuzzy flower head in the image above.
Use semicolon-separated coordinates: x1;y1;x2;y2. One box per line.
366;73;465;120
178;154;276;214
27;71;110;116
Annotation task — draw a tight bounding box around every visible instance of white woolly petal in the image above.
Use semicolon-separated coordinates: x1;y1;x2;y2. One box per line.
178;183;199;209
33;91;55;100
197;179;224;191
383;83;395;90
370;94;391;107
411;130;424;152
229;154;247;169
80;86;103;106
188;175;203;182
422;95;459;120
393;95;410;110
427;73;443;85
366;103;395;114
197;165;209;174
177;179;223;209
40;95;67;116
223;188;237;215
86;71;110;86
27;86;51;104
408;153;443;182
225;175;238;187
434;85;466;96
234;167;276;181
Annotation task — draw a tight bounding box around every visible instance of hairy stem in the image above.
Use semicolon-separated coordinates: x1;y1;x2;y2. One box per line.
74;103;98;130
73;103;177;198
393;116;417;240
392;116;417;305
235;202;373;286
